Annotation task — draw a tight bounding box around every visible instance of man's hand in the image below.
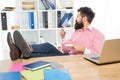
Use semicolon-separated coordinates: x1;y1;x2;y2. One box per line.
73;44;85;52
65;44;85;52
60;28;66;40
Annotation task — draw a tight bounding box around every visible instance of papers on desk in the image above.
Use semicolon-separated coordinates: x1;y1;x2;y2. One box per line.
0;71;21;80
7;60;72;80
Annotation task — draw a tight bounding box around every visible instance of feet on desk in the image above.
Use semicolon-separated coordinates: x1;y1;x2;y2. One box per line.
13;30;33;58
7;32;21;61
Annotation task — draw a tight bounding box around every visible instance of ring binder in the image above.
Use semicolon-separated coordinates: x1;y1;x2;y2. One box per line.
1;12;7;30
41;0;50;10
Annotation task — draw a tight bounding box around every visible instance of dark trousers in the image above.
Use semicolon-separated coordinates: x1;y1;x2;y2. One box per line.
29;42;69;58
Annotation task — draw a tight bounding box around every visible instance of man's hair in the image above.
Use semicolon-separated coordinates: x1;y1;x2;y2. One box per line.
78;7;95;23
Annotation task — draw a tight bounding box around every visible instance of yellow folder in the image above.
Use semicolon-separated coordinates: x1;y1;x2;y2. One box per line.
21;67;51;80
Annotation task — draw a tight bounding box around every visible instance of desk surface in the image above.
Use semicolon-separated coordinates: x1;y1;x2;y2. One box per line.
0;55;120;80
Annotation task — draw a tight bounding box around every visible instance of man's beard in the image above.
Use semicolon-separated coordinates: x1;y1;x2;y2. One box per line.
74;21;84;30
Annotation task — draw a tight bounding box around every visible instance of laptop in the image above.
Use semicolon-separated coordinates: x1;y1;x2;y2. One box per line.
84;39;120;64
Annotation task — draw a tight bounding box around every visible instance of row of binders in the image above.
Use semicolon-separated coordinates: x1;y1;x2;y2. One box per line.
0;61;72;80
0;12;34;30
0;11;73;30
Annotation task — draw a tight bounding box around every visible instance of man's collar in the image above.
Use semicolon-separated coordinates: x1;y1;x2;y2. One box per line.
87;24;93;30
82;24;93;31
77;24;93;31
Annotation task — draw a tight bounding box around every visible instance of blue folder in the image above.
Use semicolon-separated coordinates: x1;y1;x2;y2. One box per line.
0;71;21;80
29;12;34;29
41;0;50;10
46;0;56;9
60;12;73;27
44;69;72;80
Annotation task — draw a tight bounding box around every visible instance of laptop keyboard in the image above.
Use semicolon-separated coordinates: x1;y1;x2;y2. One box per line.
91;57;100;60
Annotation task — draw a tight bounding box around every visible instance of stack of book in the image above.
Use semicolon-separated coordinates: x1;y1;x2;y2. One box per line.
2;7;16;11
22;2;35;10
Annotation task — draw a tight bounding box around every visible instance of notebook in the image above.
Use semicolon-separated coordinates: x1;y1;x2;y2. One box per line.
0;71;21;80
23;61;50;70
44;69;72;80
84;39;120;64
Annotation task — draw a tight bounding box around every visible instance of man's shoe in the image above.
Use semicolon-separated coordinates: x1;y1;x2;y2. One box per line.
7;32;20;61
13;30;32;58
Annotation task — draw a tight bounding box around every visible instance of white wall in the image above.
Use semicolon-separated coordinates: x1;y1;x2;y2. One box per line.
0;0;16;60
0;33;4;60
0;0;16;10
74;0;120;40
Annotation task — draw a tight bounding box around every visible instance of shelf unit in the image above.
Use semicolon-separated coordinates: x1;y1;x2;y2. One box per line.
0;0;75;60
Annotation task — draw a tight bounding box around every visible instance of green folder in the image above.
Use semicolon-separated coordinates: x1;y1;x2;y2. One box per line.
21;67;51;80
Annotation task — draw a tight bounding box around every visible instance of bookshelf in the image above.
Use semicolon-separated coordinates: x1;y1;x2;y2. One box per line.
0;0;74;60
